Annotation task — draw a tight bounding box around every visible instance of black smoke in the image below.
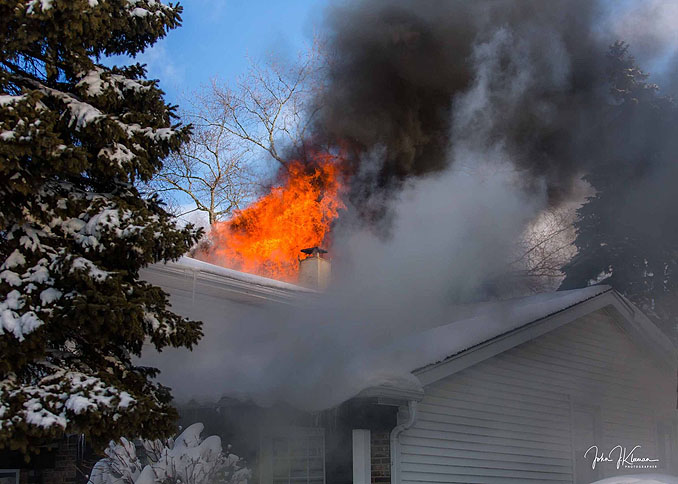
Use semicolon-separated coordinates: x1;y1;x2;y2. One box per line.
312;0;619;208
309;0;678;335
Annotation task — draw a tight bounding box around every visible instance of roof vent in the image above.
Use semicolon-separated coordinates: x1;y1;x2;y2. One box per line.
298;247;331;290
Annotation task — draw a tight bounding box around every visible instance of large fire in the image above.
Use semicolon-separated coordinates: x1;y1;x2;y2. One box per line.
201;152;346;282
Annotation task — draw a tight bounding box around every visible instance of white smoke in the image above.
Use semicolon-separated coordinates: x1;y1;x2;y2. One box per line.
143;0;678;411
601;0;678;70
143;20;553;411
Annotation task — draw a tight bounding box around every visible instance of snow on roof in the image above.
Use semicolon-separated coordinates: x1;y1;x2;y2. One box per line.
359;285;612;395
144;257;618;409
161;256;313;293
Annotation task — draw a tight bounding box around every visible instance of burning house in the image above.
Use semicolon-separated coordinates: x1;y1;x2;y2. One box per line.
134;255;678;484
4;0;678;483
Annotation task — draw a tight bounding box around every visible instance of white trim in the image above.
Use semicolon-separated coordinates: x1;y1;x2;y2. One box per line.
355;384;424;403
141;257;313;306
258;426;325;484
571;402;603;483
390;401;418;484
569;395;578;484
0;470;19;484
352;429;371;484
413;290;677;387
607;292;677;366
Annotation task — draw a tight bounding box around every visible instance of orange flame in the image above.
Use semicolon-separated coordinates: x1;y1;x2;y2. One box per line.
202;152;346;282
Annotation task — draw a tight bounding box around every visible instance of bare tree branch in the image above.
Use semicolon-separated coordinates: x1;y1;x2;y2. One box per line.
151;100;256;225
509;206;578;293
210;40;325;169
149;42;325;227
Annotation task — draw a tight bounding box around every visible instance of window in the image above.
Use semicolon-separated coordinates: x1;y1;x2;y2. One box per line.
260;427;325;484
0;470;18;484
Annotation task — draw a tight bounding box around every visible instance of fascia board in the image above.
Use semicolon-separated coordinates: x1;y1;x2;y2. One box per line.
414;290;618;386
141;260;310;305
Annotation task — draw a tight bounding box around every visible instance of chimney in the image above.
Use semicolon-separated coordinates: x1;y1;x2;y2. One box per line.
298;247;331;290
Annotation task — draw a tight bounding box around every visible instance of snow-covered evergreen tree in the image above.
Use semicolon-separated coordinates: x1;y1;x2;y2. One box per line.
0;0;203;453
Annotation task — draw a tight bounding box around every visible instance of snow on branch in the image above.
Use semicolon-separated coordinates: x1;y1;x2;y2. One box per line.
124;0;175;19
0;369;134;433
0;289;43;340
12;75;181;143
25;0;53;14
0;94;28;107
25;0;174;20
76;67;153;99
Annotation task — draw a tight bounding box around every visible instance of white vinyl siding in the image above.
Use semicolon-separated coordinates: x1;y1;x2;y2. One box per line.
656;419;678;475
398;309;677;484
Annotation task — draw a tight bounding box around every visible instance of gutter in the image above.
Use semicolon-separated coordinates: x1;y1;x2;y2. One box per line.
389;400;418;484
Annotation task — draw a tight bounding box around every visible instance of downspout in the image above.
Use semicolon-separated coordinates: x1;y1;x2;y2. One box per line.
390;400;418;484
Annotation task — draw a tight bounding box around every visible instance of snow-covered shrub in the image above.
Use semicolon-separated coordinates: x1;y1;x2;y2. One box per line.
89;423;250;484
590;476;678;484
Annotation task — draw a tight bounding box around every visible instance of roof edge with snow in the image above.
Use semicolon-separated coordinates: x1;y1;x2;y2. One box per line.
141;256;312;305
412;288;677;387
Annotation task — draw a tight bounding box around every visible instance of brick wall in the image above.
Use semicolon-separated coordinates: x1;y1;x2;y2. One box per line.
18;438;79;484
43;438;78;484
370;430;390;484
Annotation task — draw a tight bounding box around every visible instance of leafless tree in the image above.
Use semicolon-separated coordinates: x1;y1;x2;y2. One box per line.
209;42;325;168
153;43;325;226
510;206;578;293
155;92;255;225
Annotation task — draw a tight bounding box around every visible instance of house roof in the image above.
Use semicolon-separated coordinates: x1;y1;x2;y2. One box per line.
141;258;676;408
358;286;677;403
141;256;312;305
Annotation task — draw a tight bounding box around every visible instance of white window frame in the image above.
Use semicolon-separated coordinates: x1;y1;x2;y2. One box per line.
0;470;19;484
352;429;371;484
259;426;325;484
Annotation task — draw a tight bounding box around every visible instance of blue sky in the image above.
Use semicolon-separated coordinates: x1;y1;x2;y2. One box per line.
105;0;331;223
111;0;678;108
113;0;330;106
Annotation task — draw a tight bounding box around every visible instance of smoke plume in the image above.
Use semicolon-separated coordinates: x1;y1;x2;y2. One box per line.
313;0;675;211
145;0;678;409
